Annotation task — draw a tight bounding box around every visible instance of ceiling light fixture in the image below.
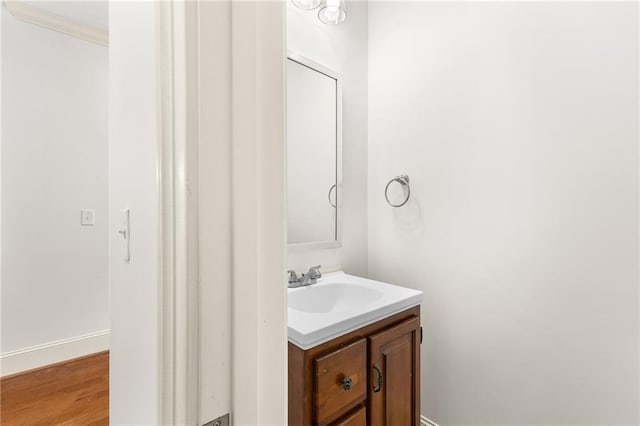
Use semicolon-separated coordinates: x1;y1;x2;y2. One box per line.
291;0;347;25
291;0;322;11
317;0;346;25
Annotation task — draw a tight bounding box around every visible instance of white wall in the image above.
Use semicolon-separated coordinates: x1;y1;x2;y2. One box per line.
1;6;108;360
286;1;368;276
109;2;159;423
368;2;639;424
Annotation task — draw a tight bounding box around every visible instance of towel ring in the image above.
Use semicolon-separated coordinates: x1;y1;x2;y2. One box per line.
328;184;337;208
385;175;410;207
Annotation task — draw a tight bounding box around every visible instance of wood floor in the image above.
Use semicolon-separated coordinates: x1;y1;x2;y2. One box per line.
1;351;109;425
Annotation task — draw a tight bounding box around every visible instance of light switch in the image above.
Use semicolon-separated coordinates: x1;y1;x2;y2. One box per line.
81;209;95;226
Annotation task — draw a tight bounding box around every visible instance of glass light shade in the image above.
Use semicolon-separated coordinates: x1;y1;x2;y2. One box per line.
291;0;322;10
318;0;346;24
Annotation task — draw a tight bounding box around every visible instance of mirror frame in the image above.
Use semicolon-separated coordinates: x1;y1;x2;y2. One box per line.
286;51;343;250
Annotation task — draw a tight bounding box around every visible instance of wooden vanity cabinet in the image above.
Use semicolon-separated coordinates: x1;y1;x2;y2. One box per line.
288;306;421;426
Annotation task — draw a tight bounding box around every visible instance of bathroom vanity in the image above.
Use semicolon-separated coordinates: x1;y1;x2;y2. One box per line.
288;306;420;425
287;273;422;426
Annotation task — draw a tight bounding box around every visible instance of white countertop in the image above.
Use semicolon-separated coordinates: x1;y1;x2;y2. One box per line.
287;272;423;350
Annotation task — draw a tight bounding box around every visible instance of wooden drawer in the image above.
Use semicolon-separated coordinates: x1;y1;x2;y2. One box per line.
332;406;366;426
314;339;367;426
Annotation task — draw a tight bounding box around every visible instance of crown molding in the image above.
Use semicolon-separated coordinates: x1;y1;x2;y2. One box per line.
3;1;108;46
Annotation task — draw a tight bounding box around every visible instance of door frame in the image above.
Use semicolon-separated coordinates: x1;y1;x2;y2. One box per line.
157;1;200;424
156;1;288;424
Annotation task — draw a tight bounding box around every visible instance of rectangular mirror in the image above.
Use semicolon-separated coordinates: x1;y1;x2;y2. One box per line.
287;52;342;248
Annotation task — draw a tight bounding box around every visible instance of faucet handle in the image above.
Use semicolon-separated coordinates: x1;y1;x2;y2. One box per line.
287;270;299;283
308;265;322;277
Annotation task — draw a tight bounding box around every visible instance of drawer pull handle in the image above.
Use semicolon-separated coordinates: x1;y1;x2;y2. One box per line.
341;376;353;391
373;364;383;393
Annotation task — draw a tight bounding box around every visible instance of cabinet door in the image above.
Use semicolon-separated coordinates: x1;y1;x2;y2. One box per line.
368;316;421;426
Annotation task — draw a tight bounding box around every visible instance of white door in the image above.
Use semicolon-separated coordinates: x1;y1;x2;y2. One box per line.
108;2;161;424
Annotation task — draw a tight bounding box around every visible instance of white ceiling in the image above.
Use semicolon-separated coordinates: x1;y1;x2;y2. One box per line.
22;1;108;31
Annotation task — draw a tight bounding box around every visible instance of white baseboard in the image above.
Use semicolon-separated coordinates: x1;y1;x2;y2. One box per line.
0;330;110;377
421;415;441;426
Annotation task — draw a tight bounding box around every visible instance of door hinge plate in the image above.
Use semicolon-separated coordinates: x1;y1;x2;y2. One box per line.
203;413;229;426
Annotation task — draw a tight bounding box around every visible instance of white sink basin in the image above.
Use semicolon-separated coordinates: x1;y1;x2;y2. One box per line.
288;272;423;349
288;282;384;314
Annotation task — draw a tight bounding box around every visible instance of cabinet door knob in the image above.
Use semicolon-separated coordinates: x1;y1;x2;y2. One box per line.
373;364;383;393
341;376;353;391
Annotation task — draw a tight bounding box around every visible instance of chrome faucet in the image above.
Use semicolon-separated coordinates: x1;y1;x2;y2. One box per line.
288;265;322;288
